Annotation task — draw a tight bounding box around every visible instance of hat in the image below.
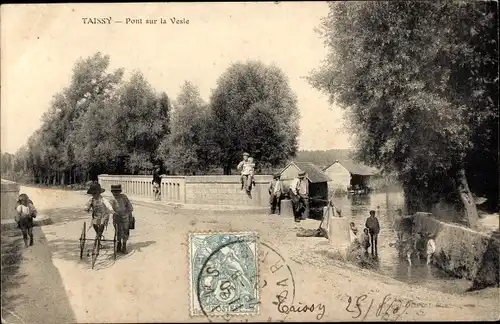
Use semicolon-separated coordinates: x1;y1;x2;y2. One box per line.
87;183;105;195
243;152;250;156
273;173;281;179
17;193;29;203
298;171;306;177
111;184;122;193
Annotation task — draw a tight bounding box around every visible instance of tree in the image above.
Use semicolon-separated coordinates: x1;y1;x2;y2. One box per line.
308;1;498;226
210;61;300;174
23;52;125;184
110;71;167;174
159;81;214;174
1;152;15;178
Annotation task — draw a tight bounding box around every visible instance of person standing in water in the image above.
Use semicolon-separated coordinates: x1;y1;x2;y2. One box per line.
365;210;380;256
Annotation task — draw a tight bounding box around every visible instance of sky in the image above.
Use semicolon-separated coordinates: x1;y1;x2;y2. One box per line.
1;2;352;155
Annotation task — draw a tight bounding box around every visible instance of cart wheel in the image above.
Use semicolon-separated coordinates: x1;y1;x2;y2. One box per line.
79;222;86;260
91;235;100;270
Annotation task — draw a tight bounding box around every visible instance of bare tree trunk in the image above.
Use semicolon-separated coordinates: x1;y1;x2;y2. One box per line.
403;185;427;215
457;168;478;228
223;162;231;175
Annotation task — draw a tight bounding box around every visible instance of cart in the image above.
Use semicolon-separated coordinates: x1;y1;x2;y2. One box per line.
79;221;118;269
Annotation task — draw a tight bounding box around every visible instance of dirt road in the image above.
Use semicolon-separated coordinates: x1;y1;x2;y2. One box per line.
3;186;498;322
1;227;76;324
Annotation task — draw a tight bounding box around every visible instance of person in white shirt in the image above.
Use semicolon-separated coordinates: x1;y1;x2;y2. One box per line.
15;194;37;248
268;173;283;215
237;152;255;193
289;171;309;222
84;183;116;240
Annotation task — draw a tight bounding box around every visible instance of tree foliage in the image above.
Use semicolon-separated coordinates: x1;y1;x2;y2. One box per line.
8;54;300;182
308;1;498;220
159;81;214;174
210;61;300;174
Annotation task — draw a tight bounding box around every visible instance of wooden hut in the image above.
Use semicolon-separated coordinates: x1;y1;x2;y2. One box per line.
279;161;331;216
323;160;379;194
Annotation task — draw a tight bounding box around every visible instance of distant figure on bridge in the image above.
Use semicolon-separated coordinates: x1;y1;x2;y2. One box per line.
365;210;380;256
237;152;255;194
110;184;134;254
15;194;37;248
84;183;115;242
289;171;309;222
152;166;162;201
268;173;283;215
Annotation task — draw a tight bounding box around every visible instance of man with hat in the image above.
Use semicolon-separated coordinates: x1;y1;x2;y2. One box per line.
84;182;116;241
268;172;284;215
237;152;252;191
289;171;310;222
110;184;134;254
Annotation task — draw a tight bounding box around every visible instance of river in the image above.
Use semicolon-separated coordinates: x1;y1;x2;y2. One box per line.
329;190;474;295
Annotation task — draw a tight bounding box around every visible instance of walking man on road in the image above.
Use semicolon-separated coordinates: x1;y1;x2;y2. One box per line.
365;210;380;256
268;173;283;215
110;184;134;254
289;171;310;222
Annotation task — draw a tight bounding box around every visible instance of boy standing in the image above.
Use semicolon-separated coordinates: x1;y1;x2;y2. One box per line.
365;210;380;256
110;184;134;254
15;194;37;248
360;228;371;254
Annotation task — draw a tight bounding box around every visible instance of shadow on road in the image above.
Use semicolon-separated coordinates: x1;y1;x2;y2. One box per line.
47;237;157;270
1;230;28;319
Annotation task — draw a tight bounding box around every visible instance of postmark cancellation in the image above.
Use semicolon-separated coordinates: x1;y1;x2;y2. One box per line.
189;231;260;317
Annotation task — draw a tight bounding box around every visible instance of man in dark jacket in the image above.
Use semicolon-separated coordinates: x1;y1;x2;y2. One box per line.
268;173;283;215
365;210;380;256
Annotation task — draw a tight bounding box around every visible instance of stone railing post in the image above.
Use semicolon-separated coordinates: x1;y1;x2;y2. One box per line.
1;179;20;222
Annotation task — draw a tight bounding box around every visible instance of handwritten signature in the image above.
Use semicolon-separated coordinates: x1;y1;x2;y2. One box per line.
273;290;326;320
345;293;425;321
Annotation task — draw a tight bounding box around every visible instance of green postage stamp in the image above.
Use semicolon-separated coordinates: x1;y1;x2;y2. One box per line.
189;232;259;317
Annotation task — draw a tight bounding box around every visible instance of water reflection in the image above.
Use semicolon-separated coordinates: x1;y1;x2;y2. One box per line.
331;191;470;294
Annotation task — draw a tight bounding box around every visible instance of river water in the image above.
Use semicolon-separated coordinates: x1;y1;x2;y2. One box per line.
329;190;474;294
